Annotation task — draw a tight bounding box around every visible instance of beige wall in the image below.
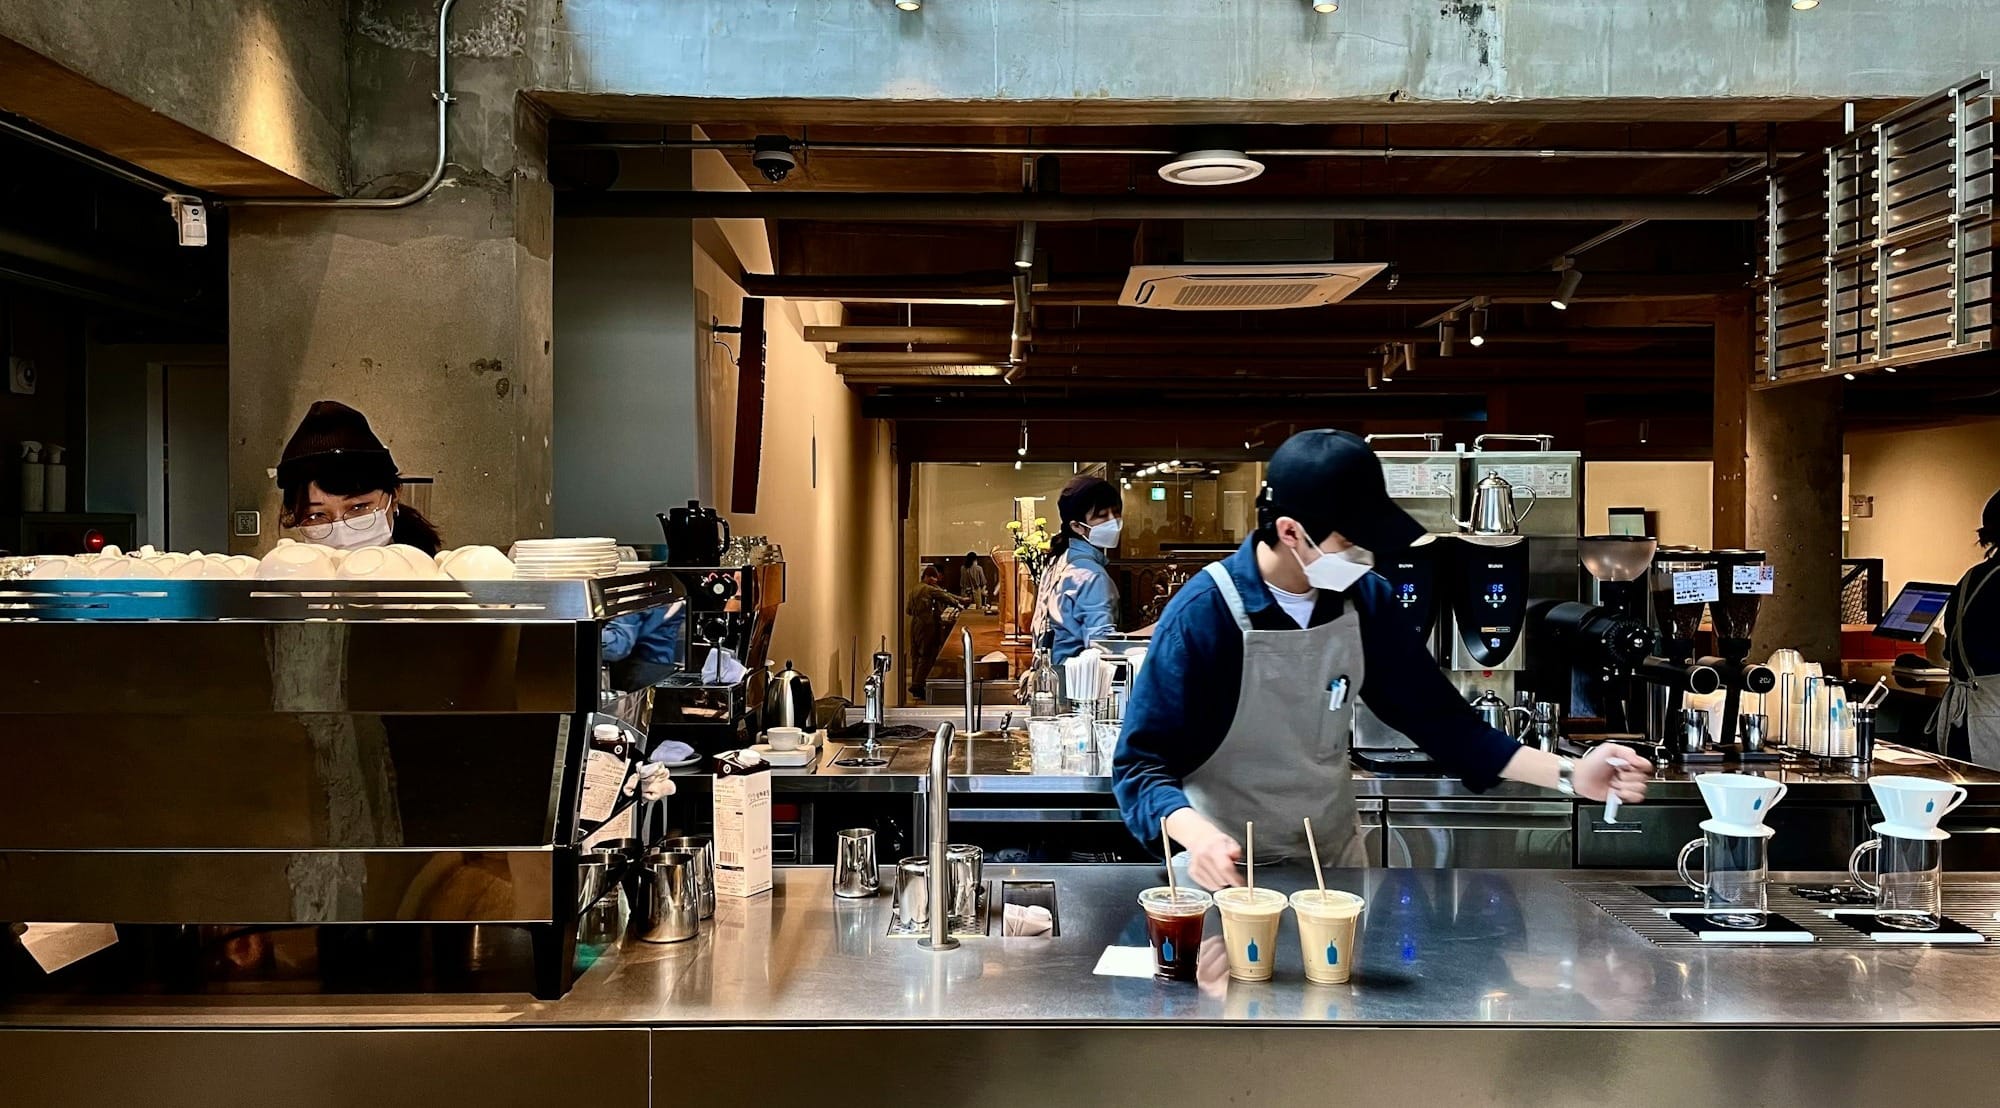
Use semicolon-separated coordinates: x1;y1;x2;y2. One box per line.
1846;419;2000;592
693;247;898;701
1583;461;1714;548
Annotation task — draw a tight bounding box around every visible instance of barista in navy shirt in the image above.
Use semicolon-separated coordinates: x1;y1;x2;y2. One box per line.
1112;430;1652;889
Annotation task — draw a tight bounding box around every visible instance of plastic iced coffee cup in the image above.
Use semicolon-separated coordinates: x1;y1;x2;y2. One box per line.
1290;889;1365;984
1138;886;1211;982
1213;886;1288;982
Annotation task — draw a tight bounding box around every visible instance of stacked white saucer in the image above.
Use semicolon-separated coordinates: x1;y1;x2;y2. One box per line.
510;537;620;579
1696;772;1788;839
1870;775;1968;841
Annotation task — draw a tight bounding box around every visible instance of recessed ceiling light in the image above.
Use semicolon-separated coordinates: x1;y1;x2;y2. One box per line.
1843;372;1857;380
1314;1;1340;10
896;0;921;10
1791;0;1819;9
1158;149;1265;187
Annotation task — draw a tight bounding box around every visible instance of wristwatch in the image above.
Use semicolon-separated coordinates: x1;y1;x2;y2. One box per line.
1553;756;1578;797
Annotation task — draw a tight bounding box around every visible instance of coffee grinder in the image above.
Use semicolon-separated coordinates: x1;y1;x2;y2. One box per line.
1523;535;1659;731
1700;549;1779;764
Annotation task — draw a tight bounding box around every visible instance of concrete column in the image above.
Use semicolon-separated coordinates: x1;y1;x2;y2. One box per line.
1744;378;1844;664
226;1;553;553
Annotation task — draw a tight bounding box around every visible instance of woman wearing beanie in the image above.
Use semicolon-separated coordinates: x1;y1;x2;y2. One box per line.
275;400;442;555
1935;490;2000;764
1031;474;1126;666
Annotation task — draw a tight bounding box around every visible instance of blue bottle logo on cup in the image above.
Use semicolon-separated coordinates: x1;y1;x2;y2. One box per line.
1160;937;1176;962
1326;942;1340;966
1246;939;1260;964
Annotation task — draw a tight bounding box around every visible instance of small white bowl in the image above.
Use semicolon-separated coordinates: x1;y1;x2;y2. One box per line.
256;544;337;580
27;556;74;579
92;556;165;580
443;545;515;580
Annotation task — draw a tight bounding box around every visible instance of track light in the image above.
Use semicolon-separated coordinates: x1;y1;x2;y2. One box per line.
1014;221;1037;269
1367;363;1383;390
1014;459;1023;471
1551;260;1583;310
1439;320;1457;357
1468;309;1488;348
1017;421;1029;457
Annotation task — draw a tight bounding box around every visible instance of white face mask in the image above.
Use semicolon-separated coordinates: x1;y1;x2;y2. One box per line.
1085;518;1123;549
1290;532;1373;593
315;507;395;550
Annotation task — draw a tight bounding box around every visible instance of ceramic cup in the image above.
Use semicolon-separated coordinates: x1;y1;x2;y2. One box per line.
766;726;805;752
1695;772;1788;828
1869;775;1969;832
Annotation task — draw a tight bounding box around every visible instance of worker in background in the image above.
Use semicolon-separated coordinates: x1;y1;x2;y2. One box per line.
1033;475;1126;666
963;552;991;613
1936;489;2000;765
907;564;970;701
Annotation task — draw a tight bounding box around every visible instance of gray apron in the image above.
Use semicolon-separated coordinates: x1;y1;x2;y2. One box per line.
1181;562;1369;867
1934;563;2000;766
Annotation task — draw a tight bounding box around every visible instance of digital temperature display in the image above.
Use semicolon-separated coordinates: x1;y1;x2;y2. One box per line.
1396;582;1420;608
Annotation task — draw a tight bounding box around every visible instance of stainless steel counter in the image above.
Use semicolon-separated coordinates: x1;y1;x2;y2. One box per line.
13;866;2000;1106
11;865;2000;1029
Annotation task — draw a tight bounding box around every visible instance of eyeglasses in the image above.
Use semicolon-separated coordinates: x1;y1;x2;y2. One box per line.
297;498;387;540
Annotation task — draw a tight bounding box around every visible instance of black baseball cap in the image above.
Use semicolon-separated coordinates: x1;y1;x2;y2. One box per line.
1257;429;1425;553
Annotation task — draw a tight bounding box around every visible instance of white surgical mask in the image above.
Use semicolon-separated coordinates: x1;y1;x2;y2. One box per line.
1291;534;1373;593
313;507;395;550
1085;518;1123;549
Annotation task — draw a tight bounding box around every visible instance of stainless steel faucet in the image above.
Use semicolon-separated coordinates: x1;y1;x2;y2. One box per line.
862;645;892;757
920;721;958;951
961;626;981;734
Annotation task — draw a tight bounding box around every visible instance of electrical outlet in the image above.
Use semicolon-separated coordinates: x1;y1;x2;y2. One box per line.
7;356;35;395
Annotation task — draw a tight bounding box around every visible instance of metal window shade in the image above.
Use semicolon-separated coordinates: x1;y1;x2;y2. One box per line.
1759;74;1997;384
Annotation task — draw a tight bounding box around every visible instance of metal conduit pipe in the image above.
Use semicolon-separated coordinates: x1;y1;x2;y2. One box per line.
563;138;1803;161
226;0;459;209
561;191;1762;222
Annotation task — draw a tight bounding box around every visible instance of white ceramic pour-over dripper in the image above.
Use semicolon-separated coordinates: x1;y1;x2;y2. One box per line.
1695;773;1788;832
1869;775;1968;836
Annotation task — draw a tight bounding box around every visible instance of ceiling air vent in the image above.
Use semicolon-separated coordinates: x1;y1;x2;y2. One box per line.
1118;263;1388;311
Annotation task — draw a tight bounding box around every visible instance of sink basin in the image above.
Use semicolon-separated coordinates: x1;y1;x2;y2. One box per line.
824;733;1033;775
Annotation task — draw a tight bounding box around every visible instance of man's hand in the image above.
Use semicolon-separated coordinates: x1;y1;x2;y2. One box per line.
1167;807;1243;890
1575;743;1652;805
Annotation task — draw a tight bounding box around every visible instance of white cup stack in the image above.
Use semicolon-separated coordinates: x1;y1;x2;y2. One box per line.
1695;772;1788;839
1869;776;1968;842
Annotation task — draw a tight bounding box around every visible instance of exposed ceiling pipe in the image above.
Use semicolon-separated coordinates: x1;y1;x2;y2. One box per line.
561;191;1761;222
563;138;1802;161
226;0;459;209
757;272;1739;306
1548;158;1772;265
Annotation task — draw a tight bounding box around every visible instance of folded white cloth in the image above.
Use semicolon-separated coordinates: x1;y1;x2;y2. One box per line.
1002;903;1055;937
701;647;748;684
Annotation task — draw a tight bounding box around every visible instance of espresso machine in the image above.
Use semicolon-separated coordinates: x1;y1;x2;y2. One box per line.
1354;536;1444;768
1440;532;1532;702
642;560;787;754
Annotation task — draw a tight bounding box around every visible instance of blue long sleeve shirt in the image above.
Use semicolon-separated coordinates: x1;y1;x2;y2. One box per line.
602;602;686;666
1036;541;1120;665
1111;539;1522;849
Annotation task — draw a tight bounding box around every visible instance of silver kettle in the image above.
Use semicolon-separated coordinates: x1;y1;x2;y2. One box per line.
1453;473;1537;535
1470;689;1532;738
761;659;815;734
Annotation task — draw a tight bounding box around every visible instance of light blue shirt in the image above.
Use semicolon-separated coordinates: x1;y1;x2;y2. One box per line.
1034;541;1119;665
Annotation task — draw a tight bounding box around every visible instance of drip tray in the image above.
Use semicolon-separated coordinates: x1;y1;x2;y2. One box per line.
1823;912;1987;944
1567;879;2000;948
1665;912;1815;943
